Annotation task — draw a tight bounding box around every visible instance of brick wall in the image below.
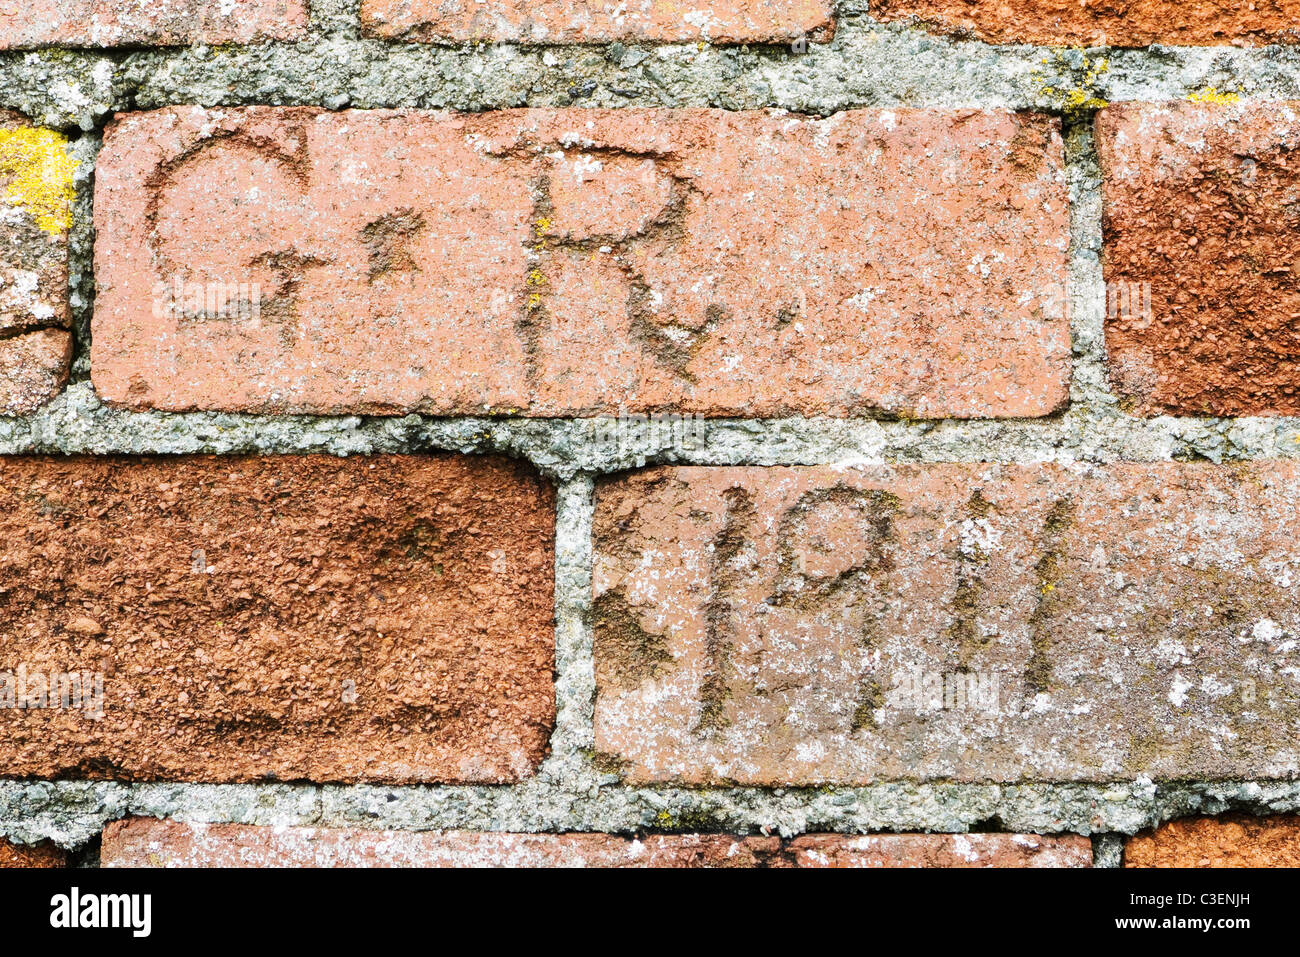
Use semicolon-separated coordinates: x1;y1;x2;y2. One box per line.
0;0;1297;868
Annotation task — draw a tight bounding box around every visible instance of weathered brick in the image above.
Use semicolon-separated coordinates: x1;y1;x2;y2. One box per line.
93;106;1070;419
875;1;1300;47
101;820;784;867
0;455;555;783
0;112;72;415
0;838;67;867
0;0;307;49
361;0;834;44
789;833;1092;868
593;463;1300;785
100;819;1090;867
1098;102;1300;416
0;329;72;415
1127;815;1300;867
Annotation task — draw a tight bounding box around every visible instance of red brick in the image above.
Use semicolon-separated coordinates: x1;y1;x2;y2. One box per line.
875;0;1300;46
790;833;1092;868
101;820;784;867
1127;815;1300;867
593;463;1300;785
361;0;834;44
0;0;307;48
0;329;71;415
0;455;555;784
1098;101;1300;416
93;106;1070;419
0;112;72;414
100;819;1090;867
0;839;67;867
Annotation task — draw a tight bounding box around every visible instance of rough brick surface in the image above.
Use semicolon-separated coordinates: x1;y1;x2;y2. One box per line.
0;116;69;334
0;839;66;867
0;455;555;783
0;329;71;415
361;0;834;44
593;463;1300;785
0;111;71;415
1098;102;1300;417
93;106;1070;419
788;833;1092;868
0;0;307;49
101;819;1090;867
1126;815;1300;867
102;820;785;867
875;0;1300;47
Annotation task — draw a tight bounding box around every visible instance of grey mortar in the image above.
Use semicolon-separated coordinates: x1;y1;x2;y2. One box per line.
0;2;1297;851
2;4;1300;129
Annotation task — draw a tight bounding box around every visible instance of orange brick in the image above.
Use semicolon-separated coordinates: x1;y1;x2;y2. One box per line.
594;463;1300;785
101;819;1092;868
875;0;1300;46
1127;816;1300;867
0;455;555;784
0;839;66;867
102;820;784;867
92;107;1070;419
1098;101;1300;416
0;112;71;414
0;330;71;415
790;833;1092;868
0;0;307;48
361;0;834;44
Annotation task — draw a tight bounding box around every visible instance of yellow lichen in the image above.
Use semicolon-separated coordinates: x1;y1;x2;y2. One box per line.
525;217;551;310
0;126;76;235
1187;87;1241;105
1032;50;1110;119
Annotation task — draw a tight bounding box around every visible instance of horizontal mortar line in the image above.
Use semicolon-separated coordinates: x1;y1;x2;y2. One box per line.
3;409;1299;436
6;778;1300;845
76;88;1300;111
2;425;1299;468
6;383;1300;430
4;23;1300;127
52;94;1300;116
1;43;1294;64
